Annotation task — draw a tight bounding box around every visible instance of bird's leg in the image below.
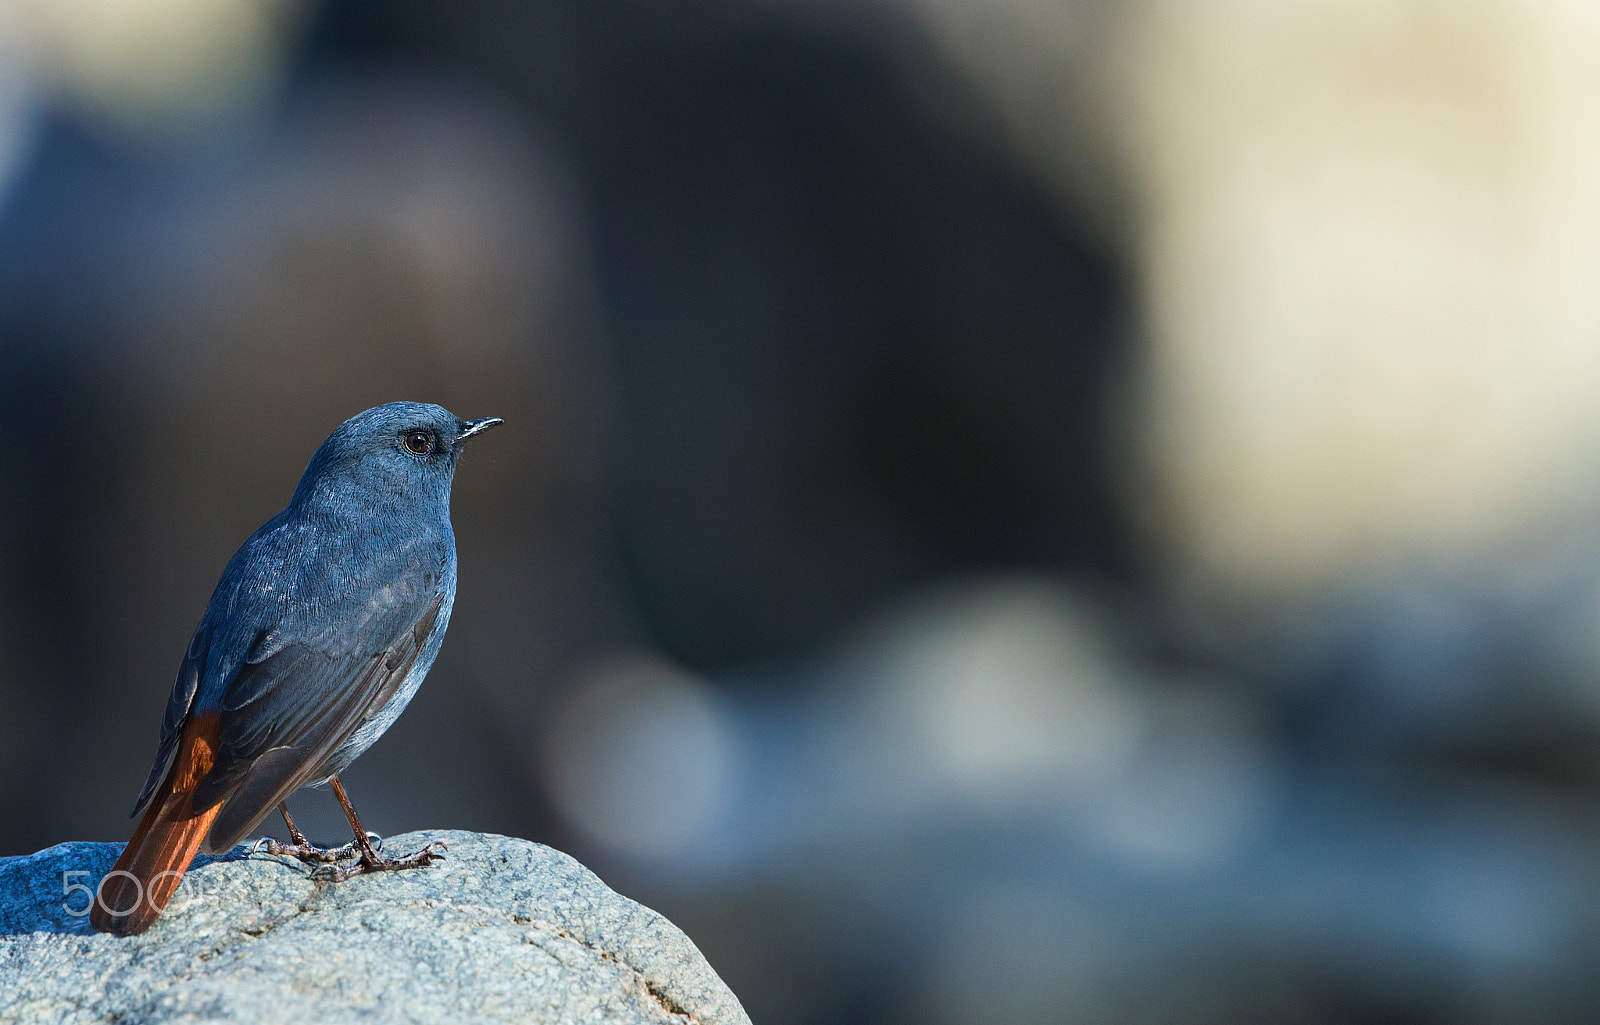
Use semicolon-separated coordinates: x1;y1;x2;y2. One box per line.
313;777;446;882
280;803;310;846
256;802;362;863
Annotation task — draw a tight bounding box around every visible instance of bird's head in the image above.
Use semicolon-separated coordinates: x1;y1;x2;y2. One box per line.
293;402;503;509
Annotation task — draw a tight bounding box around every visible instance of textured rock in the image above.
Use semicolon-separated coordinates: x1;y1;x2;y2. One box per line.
0;830;749;1025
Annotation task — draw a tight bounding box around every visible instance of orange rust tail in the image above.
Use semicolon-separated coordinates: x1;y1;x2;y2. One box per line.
91;715;223;936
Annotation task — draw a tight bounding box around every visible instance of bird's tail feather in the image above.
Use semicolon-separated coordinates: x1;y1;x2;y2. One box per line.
90;715;222;936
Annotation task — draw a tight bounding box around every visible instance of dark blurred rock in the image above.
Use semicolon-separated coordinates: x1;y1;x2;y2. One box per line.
0;830;750;1025
307;0;1134;669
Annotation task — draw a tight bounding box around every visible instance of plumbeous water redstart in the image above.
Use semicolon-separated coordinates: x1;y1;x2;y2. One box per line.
91;402;502;936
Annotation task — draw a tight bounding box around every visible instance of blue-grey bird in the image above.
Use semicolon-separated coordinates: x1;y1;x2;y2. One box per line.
91;402;502;936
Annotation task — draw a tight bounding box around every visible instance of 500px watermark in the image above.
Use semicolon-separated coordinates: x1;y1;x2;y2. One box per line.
62;870;174;917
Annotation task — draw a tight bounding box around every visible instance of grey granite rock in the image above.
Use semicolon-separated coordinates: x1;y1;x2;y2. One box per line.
0;830;750;1025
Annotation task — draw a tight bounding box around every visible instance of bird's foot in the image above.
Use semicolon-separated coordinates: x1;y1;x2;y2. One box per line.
253;832;378;864
312;839;448;882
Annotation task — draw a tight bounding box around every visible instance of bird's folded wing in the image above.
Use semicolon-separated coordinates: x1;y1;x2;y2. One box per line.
188;588;445;851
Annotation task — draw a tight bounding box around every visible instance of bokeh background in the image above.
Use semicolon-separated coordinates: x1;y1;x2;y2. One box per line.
6;0;1600;1020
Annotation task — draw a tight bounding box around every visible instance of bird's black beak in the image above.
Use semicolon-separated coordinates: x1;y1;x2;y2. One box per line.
456;417;504;444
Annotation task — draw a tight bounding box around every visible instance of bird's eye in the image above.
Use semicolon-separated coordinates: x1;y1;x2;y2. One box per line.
403;431;433;456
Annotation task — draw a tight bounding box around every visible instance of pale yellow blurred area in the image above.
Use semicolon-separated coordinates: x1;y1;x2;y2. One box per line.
0;0;303;130
900;0;1600;599
1118;0;1600;593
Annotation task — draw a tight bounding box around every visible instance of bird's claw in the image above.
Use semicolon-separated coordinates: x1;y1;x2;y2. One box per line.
311;839;448;883
255;836;364;864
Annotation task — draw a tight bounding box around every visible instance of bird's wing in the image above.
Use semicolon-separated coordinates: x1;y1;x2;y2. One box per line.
188;566;447;852
126;510;451;842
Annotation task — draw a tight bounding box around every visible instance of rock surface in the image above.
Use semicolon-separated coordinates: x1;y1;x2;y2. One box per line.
0;830;749;1025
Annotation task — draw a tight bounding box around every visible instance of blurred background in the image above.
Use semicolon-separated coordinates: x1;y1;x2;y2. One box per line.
6;0;1600;1020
